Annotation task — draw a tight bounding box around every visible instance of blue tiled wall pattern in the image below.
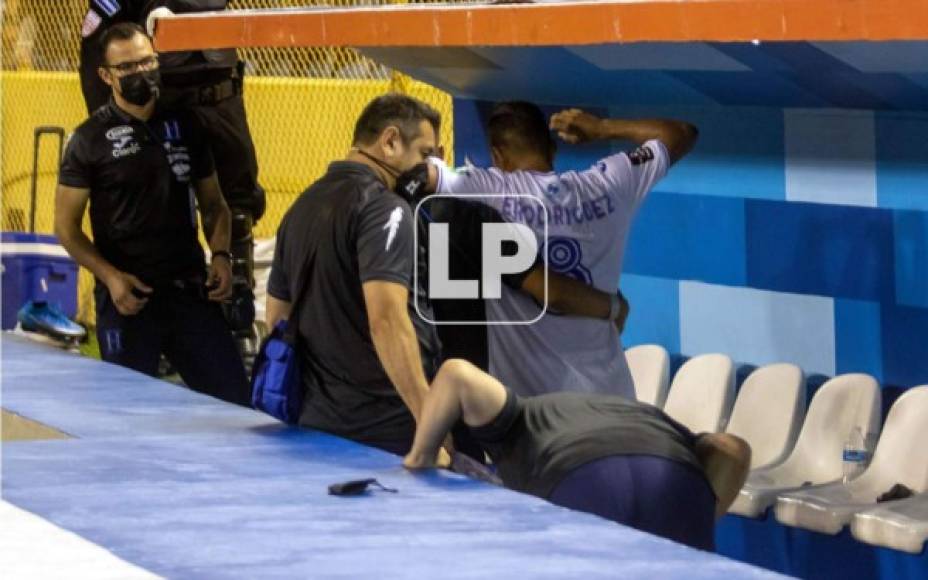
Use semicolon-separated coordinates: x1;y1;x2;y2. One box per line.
454;101;928;388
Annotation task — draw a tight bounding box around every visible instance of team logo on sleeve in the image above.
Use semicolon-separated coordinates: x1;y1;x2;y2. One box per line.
383;207;404;251
628;145;655;166
81;10;103;37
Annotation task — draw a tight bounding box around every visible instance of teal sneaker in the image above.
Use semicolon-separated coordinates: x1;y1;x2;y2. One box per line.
17;301;86;339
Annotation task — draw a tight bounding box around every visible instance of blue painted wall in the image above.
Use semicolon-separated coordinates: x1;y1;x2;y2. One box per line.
454;100;928;390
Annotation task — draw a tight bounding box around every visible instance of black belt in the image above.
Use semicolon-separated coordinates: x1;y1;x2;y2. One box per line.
196;78;239;105
150;277;210;300
163;78;241;107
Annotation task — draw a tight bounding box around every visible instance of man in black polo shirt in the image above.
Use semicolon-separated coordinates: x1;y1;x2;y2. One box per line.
80;1;266;359
267;95;628;455
266;95;444;455
55;23;250;406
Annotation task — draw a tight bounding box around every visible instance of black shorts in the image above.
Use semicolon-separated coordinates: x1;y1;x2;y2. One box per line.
469;388;523;450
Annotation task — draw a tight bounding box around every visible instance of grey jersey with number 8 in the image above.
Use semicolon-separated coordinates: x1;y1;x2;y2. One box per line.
435;140;670;397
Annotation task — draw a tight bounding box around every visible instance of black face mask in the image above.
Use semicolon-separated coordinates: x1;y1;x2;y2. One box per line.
118;69;161;106
355;149;429;203
394;162;429;203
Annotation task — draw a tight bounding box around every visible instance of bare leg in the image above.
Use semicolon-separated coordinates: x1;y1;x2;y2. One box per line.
694;433;752;519
403;359;509;469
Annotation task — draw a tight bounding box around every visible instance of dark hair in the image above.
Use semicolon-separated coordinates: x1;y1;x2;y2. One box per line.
488;101;555;157
352;94;441;146
99;23;149;64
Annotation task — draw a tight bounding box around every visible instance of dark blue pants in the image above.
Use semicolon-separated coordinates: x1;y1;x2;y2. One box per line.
548;455;717;551
95;285;251;407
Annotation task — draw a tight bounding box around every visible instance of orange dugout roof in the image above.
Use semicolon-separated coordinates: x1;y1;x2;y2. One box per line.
153;0;928;52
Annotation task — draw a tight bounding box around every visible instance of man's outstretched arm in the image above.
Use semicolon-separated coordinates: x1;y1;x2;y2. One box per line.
550;109;698;165
520;268;629;331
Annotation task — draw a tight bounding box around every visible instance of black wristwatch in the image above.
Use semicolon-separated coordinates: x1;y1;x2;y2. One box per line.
211;250;233;263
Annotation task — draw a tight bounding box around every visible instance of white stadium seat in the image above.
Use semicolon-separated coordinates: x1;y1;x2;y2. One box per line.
662;353;735;433
725;363;806;469
852;493;928;554
626;344;670;407
729;373;881;518
775;386;928;534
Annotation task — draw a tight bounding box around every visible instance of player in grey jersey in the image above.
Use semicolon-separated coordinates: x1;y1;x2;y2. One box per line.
426;102;697;399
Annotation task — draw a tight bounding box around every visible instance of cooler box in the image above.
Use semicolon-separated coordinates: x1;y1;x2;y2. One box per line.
1;232;79;330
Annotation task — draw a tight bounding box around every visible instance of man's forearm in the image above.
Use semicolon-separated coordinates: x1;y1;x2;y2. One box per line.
598;117;698;163
551;277;612;319
407;372;463;463
523;269;611;319
369;314;431;420
202;201;232;254
597;118;689;146
266;295;292;329
56;226;119;285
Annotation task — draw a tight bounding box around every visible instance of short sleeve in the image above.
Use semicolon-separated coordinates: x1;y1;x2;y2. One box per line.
436;163;509;196
58;131;93;189
575;139;670;207
356;192;415;288
267;222;291;301
434;162;518;216
186;112;216;180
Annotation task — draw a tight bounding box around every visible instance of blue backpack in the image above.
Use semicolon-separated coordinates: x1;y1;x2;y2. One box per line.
251;248;317;424
251;319;305;424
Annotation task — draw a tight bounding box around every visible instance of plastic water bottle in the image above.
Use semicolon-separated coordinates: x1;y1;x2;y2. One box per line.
842;426;868;484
